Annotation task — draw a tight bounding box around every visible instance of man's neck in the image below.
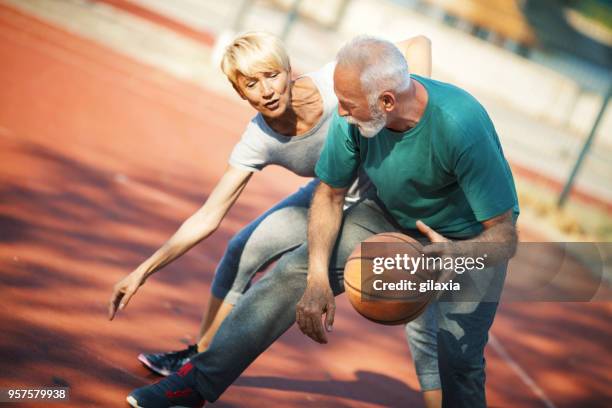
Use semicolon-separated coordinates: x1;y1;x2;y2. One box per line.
386;78;428;133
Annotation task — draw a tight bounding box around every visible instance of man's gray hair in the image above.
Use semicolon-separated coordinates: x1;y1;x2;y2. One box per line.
336;35;411;106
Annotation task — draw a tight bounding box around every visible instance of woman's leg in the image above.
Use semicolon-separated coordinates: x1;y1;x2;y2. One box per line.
197;294;225;339
198;301;234;353
197;180;319;350
423;390;442;408
197;300;233;351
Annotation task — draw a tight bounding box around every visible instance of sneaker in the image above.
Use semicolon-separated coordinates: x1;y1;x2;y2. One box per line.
127;362;205;408
138;344;198;376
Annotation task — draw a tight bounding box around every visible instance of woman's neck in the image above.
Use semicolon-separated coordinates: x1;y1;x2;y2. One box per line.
264;76;323;137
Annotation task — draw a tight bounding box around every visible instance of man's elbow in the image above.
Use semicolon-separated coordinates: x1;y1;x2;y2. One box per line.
314;182;347;207
501;222;518;258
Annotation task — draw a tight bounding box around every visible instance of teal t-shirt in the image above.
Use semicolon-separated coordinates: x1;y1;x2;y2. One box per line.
315;75;519;238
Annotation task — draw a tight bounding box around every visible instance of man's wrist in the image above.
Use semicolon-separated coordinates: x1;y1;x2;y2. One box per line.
306;272;328;286
447;240;468;258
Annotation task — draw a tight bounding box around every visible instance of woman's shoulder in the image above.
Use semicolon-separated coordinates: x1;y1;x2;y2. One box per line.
292;76;319;100
240;114;274;140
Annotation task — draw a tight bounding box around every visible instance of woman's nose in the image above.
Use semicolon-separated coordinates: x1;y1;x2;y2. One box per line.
260;80;274;98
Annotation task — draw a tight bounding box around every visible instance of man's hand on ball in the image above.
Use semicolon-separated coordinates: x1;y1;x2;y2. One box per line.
415;219;460;256
296;278;335;344
416;220;459;283
415;220;450;243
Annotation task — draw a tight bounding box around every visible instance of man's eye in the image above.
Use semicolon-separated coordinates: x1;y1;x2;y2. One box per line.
269;72;279;78
246;81;256;88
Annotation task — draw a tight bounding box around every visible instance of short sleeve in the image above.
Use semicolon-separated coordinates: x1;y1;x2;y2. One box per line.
454;131;516;221
228;122;269;172
315;110;360;188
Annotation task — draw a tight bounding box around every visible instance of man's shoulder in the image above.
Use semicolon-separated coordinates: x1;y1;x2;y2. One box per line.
420;77;491;135
416;75;482;112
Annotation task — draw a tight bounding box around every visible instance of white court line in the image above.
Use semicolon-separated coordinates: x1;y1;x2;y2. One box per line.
489;334;557;408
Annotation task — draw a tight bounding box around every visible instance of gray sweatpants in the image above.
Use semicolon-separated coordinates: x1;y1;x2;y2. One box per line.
193;197;506;407
210;179;318;304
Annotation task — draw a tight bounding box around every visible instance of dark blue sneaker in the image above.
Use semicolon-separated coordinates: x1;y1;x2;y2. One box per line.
127;362;205;408
138;344;198;376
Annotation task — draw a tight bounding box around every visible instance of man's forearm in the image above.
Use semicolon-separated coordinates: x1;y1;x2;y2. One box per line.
307;183;346;281
455;221;518;266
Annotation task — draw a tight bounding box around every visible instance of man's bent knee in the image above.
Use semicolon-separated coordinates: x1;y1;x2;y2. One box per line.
260;246;309;292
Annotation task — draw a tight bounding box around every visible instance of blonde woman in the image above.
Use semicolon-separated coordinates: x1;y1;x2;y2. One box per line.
109;31;432;407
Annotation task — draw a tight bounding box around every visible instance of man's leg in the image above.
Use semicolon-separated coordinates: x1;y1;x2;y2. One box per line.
435;263;508;408
190;198;398;402
137;181;318;377
198;205;311;350
406;304;442;408
205;180;319;337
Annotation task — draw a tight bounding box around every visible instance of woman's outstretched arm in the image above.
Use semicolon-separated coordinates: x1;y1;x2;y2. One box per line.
108;165;252;319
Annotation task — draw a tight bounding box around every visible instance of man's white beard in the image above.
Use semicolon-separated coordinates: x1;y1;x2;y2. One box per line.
346;107;387;138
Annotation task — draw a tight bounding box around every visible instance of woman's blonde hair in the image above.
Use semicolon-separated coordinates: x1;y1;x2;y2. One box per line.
220;31;291;86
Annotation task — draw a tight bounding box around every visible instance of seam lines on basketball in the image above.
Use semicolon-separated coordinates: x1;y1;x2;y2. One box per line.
344;279;434;302
360;299;430;324
372;232;422;246
346;255;381;262
363;234;423;253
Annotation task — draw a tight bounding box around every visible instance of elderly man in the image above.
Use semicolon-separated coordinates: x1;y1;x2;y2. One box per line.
127;36;518;408
297;36;519;407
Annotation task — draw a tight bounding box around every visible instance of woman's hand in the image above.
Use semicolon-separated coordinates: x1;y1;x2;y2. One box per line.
108;270;147;320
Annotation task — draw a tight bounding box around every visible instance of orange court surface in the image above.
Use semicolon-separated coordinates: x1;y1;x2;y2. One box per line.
0;2;610;407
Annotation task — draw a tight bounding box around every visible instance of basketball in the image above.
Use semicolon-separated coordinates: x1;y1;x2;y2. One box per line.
343;233;434;325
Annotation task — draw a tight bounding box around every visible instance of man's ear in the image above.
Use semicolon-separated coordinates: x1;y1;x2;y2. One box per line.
381;91;396;112
232;82;247;100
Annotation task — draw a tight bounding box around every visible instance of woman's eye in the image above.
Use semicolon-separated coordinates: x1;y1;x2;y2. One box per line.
269;72;279;78
246;82;256;88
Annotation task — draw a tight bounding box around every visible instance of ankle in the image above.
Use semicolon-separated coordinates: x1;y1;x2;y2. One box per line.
196;342;208;353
